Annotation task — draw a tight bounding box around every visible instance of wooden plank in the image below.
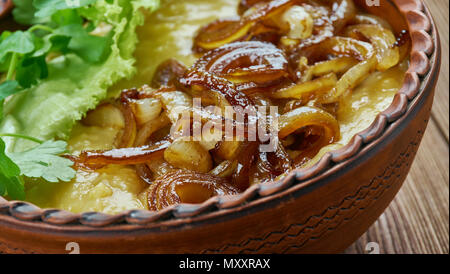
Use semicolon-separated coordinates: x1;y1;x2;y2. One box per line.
345;119;449;254
426;0;449;142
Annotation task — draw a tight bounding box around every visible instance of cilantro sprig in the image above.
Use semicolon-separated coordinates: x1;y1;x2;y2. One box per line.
0;0;111;120
0;134;75;199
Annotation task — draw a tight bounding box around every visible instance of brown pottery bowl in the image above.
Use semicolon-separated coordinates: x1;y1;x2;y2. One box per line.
0;0;441;254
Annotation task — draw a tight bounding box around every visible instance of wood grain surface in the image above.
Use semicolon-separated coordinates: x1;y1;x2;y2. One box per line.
345;0;449;254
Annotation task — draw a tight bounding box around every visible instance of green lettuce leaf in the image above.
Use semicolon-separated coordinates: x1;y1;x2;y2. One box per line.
1;0;160;152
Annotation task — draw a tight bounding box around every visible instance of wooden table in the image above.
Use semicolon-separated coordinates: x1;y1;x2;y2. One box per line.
345;0;449;254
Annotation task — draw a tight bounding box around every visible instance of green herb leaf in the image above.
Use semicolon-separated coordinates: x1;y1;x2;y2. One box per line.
9;140;76;183
55;24;112;63
0;138;25;199
16;56;49;88
12;0;48;25
32;34;71;58
0;81;20;101
0;31;35;60
50;8;83;26
34;0;98;18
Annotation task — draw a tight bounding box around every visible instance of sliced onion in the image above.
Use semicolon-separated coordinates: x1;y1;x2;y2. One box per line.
145;156;177;179
117;102;137;148
243;0;297;22
194;18;255;52
238;0;272;15
270;73;337;99
209;160;239;178
180;70;254;111
350;13;392;30
76;140;171;167
297;37;377;102
277;5;314;40
344;24;400;71
323;55;377;102
309;56;358;77
281;4;334;50
214;138;242;160
152;59;187;88
278;106;340;141
134;114;171;147
164;139;213;173
194;0;296;52
327;0;356;34
193;41;290;86
231;141;260;190
132;97;163;126
147;170;239;210
250;140;291;184
155;90;193;124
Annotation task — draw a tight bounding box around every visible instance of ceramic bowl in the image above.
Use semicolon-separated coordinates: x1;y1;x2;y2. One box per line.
0;0;441;254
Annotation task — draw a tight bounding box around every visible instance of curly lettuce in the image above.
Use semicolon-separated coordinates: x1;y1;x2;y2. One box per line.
1;0;160;152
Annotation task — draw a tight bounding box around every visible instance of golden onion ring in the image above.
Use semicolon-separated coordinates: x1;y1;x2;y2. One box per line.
148;170;239;210
194;18;255;52
278;106;340;141
194;0;297;51
193;41;290;86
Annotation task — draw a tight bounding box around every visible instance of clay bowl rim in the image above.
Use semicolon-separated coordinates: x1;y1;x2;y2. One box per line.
0;0;441;229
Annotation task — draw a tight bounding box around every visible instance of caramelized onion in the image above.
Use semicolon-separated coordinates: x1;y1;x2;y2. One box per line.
278;106;340;141
297;37;376;102
344;24;400;71
135;114;171;147
289;126;332;167
250;140;291;184
146;156;177;179
232;141;260;190
324;0;356;34
76;140;171;167
308;56;358;77
238;0;272;15
193;41;290;87
210;160;239;178
164;139;213;173
281;4;334;50
350;13;392;30
152;59;187;88
194;0;297;52
147;170;239;210
270;73;337;100
117;102;137;148
194;18;254;52
180;70;254;110
244;0;297;22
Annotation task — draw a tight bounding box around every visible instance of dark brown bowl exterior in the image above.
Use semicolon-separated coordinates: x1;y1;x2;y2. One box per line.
0;0;441;253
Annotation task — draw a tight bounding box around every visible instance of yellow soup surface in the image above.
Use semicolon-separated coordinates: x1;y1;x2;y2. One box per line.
25;0;407;214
